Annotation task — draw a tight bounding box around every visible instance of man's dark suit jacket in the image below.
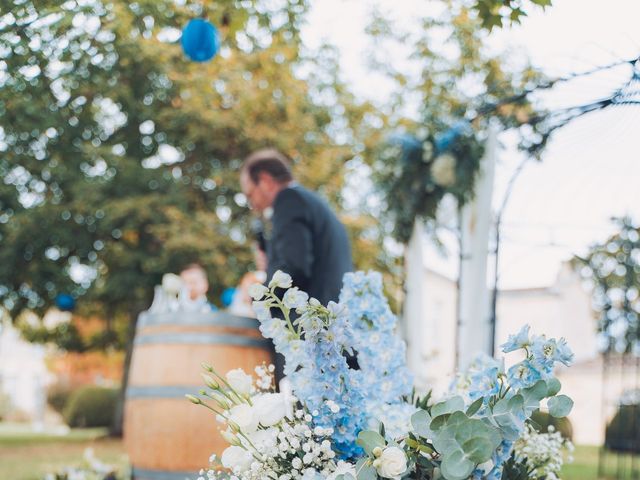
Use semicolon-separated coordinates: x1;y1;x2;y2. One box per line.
266;184;353;305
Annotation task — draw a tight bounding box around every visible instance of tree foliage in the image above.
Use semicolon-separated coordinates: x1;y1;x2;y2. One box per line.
574;217;640;355
0;0;384;349
472;0;553;30
367;0;549;242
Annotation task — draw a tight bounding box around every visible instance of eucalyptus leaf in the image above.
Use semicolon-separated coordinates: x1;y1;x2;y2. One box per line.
546;378;562;397
440;449;475;480
465;397;484;417
491;395;525;439
432;396;465;418
431;412;500;463
548;395;573;418
411;409;434;438
356;430;386;455
520;380;548;415
461;437;495;463
355;462;377;480
430;413;452;432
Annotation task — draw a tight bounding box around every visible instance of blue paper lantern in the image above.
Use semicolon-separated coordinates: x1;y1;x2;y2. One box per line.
55;293;76;312
221;287;236;308
181;19;219;62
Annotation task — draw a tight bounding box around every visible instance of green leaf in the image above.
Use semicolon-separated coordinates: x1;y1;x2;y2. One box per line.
440;449;475;480
356;430;386;455
430;413;452;432
355;459;377;480
432;396;465;418
466;397;484;417
461;437;495;463
431;412;500;462
521;380;548;415
548;395;573;418
411;409;433;438
546;378;562;397
491;395;525;440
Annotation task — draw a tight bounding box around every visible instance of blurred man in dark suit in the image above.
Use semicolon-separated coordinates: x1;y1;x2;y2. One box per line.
240;149;352;305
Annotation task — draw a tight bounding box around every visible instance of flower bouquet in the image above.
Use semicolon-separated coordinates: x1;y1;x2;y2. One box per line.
188;271;574;479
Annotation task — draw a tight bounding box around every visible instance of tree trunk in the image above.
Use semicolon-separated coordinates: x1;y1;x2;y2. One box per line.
110;307;143;437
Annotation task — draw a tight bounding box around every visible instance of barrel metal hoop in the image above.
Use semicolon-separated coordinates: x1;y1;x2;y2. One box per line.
131;467;195;480
125;385;201;399
139;311;260;329
134;332;271;348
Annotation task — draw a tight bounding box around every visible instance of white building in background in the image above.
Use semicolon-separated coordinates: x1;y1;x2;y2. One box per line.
412;260;629;446
0;318;51;425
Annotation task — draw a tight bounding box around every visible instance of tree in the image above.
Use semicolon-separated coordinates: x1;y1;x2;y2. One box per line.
472;0;553;30
0;0;367;336
0;0;385;432
365;0;547;243
574;217;640;355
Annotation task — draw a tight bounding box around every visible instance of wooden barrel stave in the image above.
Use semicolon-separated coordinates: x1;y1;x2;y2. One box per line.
124;312;272;477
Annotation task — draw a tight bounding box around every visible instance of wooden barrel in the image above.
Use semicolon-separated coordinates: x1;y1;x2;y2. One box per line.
124;311;273;480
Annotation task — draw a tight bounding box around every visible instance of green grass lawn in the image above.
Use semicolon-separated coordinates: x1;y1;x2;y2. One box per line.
562;444;640;480
0;427;636;480
0;424;128;480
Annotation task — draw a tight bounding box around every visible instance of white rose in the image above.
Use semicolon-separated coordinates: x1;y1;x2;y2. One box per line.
375;446;407;479
220;445;253;473
226;368;253;396
252;393;288;426
327;461;357;479
430;154;457;187
248;283;268;300
228;403;258;433
268;270;292;289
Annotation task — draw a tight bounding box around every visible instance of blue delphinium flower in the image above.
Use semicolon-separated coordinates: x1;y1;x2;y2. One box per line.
455;327;574;478
554;337;574;366
339;271;414;434
255;270;415;457
469;365;502;401
486;440;514;480
507;359;542;390
531;336;574;375
501;324;531;353
456;354;504;407
368;401;417;439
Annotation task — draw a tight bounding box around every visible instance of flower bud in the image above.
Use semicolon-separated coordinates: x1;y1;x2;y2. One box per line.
185;394;201;405
202;373;219;389
201;362;214;372
220;429;241;446
373;446;383;458
211;391;231;410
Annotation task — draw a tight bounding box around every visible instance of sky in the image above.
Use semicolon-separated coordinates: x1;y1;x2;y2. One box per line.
303;0;640;289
